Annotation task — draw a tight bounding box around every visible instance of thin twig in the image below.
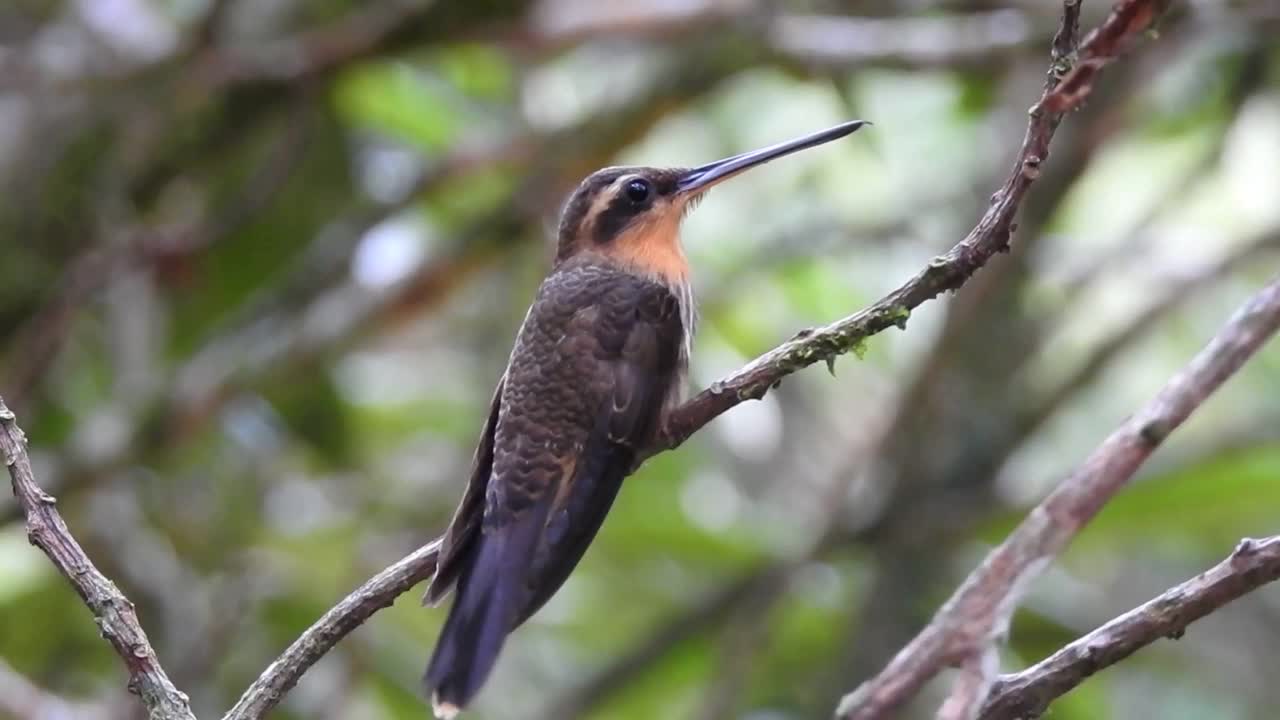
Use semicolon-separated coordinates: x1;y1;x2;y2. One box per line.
937;648;1000;720
1042;0;1171;113
983;535;1280;712
837;273;1280;720
219;540;441;720
979;535;1280;720
0;397;196;720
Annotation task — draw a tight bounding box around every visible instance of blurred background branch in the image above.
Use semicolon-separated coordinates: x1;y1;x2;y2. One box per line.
0;656;113;720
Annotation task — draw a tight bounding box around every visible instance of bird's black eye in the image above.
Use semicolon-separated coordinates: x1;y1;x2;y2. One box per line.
625;179;651;204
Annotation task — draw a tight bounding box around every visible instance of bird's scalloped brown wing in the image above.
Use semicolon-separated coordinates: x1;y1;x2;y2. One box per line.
423;378;503;606
422;264;686;709
424;262;685;623
512;272;686;624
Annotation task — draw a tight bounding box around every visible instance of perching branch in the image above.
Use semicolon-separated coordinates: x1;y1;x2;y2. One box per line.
0;397;195;720
220;540;442;720
980;535;1280;720
836;272;1280;720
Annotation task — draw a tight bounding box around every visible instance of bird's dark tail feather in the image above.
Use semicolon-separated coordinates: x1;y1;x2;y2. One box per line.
424;496;550;718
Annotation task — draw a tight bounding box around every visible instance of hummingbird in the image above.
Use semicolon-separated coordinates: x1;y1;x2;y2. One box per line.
422;119;869;717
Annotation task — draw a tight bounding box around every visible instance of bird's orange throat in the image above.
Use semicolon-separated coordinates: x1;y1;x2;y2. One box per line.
605;211;690;287
608;219;697;358
587;209;697;359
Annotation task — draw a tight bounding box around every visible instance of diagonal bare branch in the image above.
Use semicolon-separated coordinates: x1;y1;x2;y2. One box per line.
0;397;196;720
837;271;1280;720
980;535;1280;720
220;540;442;720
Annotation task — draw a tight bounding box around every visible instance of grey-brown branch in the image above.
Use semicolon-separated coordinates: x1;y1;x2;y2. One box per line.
0;397;196;720
836;273;1280;720
220;540;441;720
979;535;1280;720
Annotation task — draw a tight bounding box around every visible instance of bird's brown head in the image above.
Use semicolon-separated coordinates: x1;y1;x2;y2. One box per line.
554;120;870;285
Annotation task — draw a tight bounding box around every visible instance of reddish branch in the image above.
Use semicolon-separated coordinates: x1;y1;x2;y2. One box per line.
837;273;1280;720
980;535;1280;720
0;397;195;720
1042;0;1172;113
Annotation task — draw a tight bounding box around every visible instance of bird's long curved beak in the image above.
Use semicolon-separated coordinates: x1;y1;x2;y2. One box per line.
675;119;869;196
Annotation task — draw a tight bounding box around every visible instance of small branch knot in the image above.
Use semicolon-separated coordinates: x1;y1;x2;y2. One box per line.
1021;155;1043;180
1232;537;1260;562
1138;418;1171;446
835;683;870;719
